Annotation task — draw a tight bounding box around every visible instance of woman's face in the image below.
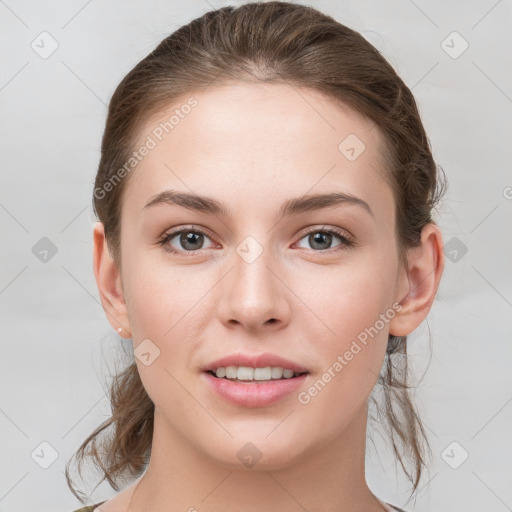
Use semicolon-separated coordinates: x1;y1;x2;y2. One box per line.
116;82;409;468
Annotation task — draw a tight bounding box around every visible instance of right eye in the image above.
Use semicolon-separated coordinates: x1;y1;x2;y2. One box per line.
158;226;216;255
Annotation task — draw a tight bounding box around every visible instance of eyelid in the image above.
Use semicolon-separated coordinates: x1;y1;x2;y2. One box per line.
296;224;354;243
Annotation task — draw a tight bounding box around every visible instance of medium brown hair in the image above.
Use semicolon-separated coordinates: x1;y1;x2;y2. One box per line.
66;1;446;503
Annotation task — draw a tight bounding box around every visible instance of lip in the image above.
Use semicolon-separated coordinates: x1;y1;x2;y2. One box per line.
201;352;309;374
202;371;308;408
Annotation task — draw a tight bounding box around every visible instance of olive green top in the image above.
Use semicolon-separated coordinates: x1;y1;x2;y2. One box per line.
73;503;105;512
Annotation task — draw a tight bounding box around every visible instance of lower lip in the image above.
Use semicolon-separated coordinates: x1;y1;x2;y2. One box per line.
202;371;308;408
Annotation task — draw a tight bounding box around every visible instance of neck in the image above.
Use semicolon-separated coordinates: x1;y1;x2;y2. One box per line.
126;403;386;512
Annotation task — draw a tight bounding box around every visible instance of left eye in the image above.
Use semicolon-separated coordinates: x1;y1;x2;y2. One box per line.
295;228;353;251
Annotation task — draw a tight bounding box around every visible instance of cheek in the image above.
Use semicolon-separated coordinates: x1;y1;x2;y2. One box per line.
121;253;217;392
292;257;394;409
122;258;205;407
297;255;396;341
122;252;196;338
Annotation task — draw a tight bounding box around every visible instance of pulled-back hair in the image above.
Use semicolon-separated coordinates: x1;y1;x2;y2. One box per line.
66;1;446;503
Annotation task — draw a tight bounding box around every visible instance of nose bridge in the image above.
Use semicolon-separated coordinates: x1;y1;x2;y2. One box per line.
218;234;290;329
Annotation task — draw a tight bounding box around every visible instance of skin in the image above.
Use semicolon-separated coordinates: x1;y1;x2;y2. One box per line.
92;82;444;512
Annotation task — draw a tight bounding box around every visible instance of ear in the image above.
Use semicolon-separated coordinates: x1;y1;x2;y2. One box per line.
389;222;444;336
93;222;132;338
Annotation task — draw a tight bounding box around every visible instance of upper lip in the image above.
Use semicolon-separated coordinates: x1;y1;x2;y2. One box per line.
202;352;309;373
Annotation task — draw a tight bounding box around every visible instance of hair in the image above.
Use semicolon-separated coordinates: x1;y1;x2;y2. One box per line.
66;0;446;504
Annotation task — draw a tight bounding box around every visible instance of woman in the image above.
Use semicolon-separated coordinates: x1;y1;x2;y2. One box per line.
67;2;446;511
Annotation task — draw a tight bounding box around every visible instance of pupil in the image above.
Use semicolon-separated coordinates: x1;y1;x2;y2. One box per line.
181;232;203;250
310;232;331;250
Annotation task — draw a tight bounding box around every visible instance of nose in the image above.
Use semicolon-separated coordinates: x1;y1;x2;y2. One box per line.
216;242;291;333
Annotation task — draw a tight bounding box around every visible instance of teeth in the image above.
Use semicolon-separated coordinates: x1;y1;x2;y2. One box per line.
237;366;254;380
213;366;303;381
254;367;271;380
271;367;283;379
225;366;237;379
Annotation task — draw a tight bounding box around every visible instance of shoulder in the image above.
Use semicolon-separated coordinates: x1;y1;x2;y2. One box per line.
72;502;105;512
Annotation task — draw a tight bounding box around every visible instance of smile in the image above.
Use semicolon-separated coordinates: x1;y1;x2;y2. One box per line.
209;365;308;381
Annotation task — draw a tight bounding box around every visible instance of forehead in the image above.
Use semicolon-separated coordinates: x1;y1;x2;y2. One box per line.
123;82;394;221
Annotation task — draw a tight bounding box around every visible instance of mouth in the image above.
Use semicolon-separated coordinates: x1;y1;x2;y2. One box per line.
205;367;309;383
202;368;309;407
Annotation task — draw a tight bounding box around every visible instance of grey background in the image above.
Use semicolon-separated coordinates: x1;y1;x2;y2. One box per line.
1;1;511;511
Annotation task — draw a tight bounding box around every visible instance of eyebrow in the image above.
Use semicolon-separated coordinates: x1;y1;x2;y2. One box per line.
143;189;374;220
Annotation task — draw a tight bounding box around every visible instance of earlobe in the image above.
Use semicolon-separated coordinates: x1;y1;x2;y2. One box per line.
93;222;132;337
389;223;444;337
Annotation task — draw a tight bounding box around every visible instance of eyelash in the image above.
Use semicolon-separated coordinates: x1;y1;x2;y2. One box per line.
157;225;356;256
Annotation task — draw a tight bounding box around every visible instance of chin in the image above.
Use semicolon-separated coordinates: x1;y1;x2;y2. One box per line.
200;436;306;472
